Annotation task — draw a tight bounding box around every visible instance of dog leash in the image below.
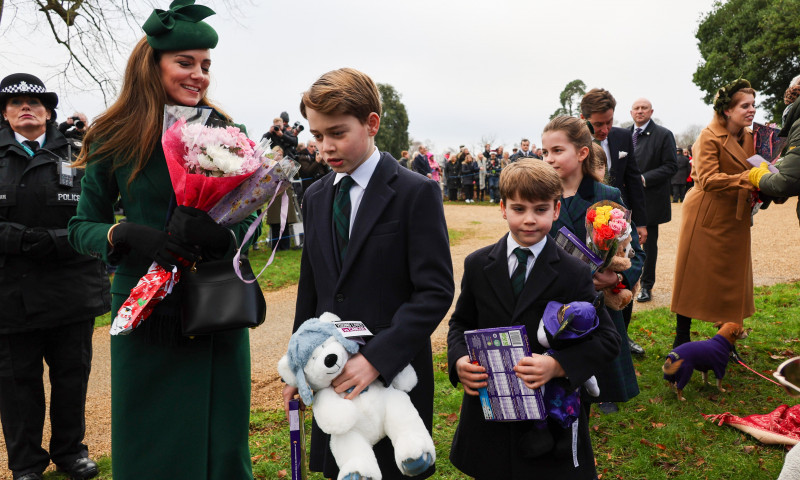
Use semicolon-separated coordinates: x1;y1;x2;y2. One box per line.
731;350;784;388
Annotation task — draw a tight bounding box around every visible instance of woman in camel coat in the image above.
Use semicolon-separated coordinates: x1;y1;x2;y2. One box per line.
671;79;757;347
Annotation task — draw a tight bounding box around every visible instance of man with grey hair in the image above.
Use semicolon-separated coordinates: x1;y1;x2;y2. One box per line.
629;98;678;315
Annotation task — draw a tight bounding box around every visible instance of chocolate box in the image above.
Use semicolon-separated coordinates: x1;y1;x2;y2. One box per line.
464;325;545;421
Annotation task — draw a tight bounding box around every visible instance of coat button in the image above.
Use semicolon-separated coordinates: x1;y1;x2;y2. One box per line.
335;293;344;303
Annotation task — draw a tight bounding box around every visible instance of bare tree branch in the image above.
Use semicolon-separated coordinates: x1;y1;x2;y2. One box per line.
0;0;249;108
39;0;84;26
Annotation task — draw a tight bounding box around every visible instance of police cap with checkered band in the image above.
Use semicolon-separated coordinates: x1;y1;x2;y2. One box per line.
0;73;59;111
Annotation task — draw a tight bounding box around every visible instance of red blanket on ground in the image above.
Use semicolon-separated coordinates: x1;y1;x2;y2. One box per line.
703;404;800;445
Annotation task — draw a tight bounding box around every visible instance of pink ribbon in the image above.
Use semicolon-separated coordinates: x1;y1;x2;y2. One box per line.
232;181;289;283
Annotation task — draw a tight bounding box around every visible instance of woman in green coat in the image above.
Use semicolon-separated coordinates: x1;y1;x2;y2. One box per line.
750;76;800;218
67;2;257;478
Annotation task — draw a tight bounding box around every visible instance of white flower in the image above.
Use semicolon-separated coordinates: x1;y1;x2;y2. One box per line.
619;151;628;159
196;153;218;173
204;145;244;175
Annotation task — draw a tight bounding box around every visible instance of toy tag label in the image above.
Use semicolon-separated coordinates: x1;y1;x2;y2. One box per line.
333;320;373;344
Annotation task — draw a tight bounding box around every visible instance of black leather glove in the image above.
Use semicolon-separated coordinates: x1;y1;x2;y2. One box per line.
111;222;198;268
0;222;26;255
20;228;56;258
167;206;231;255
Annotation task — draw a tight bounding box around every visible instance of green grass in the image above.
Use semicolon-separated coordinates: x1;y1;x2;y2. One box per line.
448;228;464;246
249;246;302;291
247;283;800;479
591;282;800;479
95;312;112;329
81;282;800;478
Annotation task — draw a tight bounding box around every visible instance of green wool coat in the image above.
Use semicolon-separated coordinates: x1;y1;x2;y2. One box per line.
68;141;258;480
758;96;800;224
549;176;644;403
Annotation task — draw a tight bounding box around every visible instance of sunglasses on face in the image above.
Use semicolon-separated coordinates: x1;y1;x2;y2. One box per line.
774;356;800;397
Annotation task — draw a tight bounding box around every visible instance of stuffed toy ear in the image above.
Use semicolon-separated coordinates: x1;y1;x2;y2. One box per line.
277;355;296;386
295;369;315;406
278;352;314;406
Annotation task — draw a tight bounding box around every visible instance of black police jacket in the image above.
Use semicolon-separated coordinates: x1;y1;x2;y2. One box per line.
0;124;110;332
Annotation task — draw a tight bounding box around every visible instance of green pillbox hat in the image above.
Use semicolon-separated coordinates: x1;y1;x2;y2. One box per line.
143;0;218;51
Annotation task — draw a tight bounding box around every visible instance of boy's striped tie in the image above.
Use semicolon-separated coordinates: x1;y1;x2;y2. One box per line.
511;247;531;300
334;176;355;263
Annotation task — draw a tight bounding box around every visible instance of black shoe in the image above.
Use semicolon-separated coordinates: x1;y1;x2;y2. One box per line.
57;457;98;480
16;474;43;480
596;402;619;414
628;338;645;356
636;288;652;303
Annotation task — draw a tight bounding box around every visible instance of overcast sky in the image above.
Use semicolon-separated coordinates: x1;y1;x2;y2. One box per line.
2;0;762;154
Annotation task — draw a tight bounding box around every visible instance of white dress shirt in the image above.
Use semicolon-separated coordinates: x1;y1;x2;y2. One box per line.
506;234;548;280
333;147;380;235
14;132;46;154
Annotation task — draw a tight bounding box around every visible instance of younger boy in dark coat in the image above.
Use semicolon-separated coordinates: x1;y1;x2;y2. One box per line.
447;160;620;479
282;68;454;480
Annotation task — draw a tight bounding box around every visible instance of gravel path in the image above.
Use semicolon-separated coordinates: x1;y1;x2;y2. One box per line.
3;201;800;478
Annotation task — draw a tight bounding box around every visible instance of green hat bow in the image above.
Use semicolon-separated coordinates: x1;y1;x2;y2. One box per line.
143;0;218;51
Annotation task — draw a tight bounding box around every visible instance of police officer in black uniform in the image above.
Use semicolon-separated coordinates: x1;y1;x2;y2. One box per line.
0;73;110;480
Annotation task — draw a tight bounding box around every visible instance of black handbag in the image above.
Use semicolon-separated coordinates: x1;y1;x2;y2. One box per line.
179;255;267;335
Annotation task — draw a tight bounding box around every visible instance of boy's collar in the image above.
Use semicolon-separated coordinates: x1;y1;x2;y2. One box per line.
334;146;380;189
506;232;547;260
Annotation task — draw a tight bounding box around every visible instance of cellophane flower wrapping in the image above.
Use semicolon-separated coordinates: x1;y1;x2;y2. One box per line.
110;106;296;336
584;200;632;272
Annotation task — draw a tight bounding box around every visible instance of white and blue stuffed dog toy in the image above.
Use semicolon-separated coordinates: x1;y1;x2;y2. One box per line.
277;312;435;480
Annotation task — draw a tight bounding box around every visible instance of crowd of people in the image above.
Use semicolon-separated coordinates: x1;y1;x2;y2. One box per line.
408;141;699;208
3;0;800;478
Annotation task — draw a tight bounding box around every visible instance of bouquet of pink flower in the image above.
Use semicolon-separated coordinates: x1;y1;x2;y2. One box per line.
110;106;297;335
585;200;637;310
584;200;631;271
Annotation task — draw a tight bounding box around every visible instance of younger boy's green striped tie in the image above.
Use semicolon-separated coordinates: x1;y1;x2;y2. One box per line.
511;247;531;300
334;176;356;262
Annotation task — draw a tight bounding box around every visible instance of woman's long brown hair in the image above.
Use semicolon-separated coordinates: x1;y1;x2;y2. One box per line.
74;37;227;185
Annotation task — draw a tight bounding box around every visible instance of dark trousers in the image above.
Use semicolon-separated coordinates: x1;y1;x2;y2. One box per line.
269;223;291;250
623;300;633;331
671;184;686;202
447;187;458;201
478;187;485;201
640;224;659;290
674;314;692;348
0;319;93;477
463;184;474;200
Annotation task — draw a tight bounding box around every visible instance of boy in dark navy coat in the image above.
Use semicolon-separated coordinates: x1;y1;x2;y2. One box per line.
447;160;620;479
282;68;454;480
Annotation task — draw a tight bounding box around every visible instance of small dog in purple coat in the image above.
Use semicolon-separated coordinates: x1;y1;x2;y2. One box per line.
662;322;750;401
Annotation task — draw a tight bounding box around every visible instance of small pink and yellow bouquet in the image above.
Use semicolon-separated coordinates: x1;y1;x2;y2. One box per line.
585;201;637;310
110;106;298;335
